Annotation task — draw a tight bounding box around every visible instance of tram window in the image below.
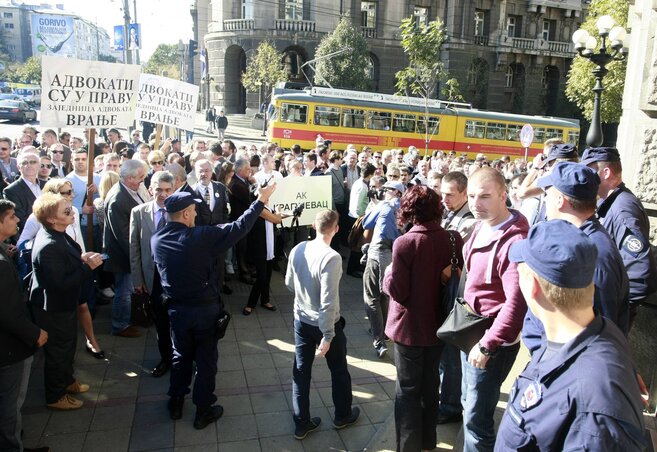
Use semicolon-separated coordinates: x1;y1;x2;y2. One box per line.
486;122;506;141
506;124;521;141
392;113;416;133
313;105;341;126
269;107;280;121
342;108;366;128
464;120;485;138
368;111;392;130
281;103;307;123
534;127;545;143
417;116;440;135
567;131;579;145
545;128;561;140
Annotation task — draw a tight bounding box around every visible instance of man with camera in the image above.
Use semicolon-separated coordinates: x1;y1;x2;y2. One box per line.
362;180;405;358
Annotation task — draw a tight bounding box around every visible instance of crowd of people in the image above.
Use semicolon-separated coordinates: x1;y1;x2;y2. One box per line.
1;122;656;452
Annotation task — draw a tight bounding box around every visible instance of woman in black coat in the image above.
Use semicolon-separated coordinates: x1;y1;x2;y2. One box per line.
30;193;103;410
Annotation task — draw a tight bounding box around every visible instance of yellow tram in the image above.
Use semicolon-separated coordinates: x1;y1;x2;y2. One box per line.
267;87;580;160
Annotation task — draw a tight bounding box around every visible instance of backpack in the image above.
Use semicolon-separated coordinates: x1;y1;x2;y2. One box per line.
347;215;372;252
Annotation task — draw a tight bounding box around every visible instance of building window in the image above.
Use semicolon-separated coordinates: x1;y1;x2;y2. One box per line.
242;0;254;19
3;12;13;18
414;6;429;27
542;19;556;41
506;16;516;38
4;23;14;29
285;0;303;21
474;10;485;36
361;1;376;28
505;65;514;88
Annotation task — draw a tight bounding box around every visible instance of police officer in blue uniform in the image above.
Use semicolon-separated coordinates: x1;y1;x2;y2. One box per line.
522;162;630;353
496;220;646;451
151;184;276;429
581;147;657;324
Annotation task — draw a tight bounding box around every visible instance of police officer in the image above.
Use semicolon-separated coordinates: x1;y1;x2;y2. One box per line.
581;147;657;324
496;220;646;451
151;183;276;430
522;162;630;353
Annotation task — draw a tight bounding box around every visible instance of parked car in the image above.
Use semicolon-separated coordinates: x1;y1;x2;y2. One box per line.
0;93;22;101
0;100;38;123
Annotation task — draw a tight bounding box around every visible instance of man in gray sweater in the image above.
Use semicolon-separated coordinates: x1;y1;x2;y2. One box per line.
285;209;359;440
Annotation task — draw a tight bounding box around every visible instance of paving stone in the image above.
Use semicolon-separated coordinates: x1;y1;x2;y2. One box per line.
361;400;394;424
299;428;345;452
250;391;289;414
38;431;86;452
215;414;258;443
43;407;93;435
128;421;174;451
241;353;275;370
83;427;131;451
174;416;217;447
216;370;246;390
133;400;174;426
219;354;244;372
217;394;252;416
258;434;304;451
90;404;135;431
255;411;296;438
245;367;280;388
21;411;50;439
338;423;377;451
217;439;260;452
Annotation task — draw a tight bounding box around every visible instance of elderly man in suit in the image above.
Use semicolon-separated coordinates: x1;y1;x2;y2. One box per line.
130;171;175;377
104;159;148;337
229;158;255;284
3;148;44;239
0;137;19;187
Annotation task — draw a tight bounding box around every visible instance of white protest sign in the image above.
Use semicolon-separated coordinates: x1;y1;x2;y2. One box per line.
270;176;332;227
135;74;199;131
40;55;140;127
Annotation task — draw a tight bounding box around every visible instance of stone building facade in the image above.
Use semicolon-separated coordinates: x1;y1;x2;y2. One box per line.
193;0;586;117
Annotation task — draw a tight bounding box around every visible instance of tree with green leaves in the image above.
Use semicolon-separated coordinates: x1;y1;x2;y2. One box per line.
314;17;370;90
13;56;42;84
395;17;462;155
242;41;287;106
565;0;628;124
143;44;180;79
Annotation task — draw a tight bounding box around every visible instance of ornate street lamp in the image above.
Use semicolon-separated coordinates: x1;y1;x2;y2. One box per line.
572;15;628;147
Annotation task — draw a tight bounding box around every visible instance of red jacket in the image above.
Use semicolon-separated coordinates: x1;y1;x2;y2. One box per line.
384;221;464;346
463;209;529;351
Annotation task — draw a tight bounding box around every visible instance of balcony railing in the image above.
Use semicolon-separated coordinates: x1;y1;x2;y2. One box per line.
361;27;377;38
223;19;254;31
545;40;571;53
511;37;536;50
500;35;574;55
275;19;315;32
474;35;489;46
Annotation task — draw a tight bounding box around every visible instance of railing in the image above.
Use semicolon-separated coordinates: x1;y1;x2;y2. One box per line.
361;27;377;38
275;19;315;32
500;35;574;55
223;19;254;31
474;35;489;46
545;40;572;53
511;37;536;50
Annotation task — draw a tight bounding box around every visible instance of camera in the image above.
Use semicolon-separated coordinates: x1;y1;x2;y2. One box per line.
367;188;385;201
292;204;304;218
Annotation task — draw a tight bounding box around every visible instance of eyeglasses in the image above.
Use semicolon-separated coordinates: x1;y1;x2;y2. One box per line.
59;189;73;196
20;160;39;166
40;163;53;169
149;160;164;166
51;150;64;154
63;206;73;216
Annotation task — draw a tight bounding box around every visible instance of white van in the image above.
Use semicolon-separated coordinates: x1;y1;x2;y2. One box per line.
14;87;41;106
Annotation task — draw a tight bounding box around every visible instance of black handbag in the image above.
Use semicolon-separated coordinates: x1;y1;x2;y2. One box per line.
436;240;494;353
214;310;232;341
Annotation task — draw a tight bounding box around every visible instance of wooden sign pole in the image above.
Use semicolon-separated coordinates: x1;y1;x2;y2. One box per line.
154;124;163;151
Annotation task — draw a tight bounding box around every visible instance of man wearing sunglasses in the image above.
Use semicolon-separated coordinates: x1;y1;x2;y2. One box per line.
3;149;45;240
48;143;69;177
0;137;19;190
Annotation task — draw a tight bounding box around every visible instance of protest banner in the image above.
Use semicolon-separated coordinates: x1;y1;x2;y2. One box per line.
40;56;140;128
269;176;332;227
135;74;199;132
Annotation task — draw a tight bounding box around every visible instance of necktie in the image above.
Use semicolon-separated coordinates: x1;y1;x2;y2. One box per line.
157;208;167;231
203;186;211;207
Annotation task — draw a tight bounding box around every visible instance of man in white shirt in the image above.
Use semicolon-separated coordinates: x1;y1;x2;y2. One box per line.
253;155;283;186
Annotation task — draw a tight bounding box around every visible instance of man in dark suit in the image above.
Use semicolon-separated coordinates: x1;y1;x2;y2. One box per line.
0;137;19;188
104;159;147;337
194;159;232;294
48;143;69;177
3;150;45;240
0;200;48;451
130;171;175;378
228;158;255;284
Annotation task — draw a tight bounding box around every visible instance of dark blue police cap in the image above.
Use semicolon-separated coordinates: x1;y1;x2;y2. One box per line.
164;192;201;213
538;143;578;168
536;162;600;201
580;147;621;166
509;220;597;289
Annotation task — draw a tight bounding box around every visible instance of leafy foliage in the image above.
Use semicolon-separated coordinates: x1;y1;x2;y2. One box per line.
565;0;629;123
314;17;370;90
10;56;42;84
143;44;180;79
442;78;465;103
242;41;287;102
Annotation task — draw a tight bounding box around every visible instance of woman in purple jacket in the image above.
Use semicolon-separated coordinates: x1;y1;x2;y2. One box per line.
383;185;464;452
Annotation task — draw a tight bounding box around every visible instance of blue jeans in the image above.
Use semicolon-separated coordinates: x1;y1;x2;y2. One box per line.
111;272;133;334
461;343;519;452
292;318;352;428
168;302;220;407
439;343;463;417
0;356;32;452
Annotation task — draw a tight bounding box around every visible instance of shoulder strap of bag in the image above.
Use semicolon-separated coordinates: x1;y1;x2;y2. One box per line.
446;230;468;297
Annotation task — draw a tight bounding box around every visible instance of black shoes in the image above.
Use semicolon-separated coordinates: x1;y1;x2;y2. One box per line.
193;405;224;430
334;407;360;429
152;361;170;378
168;396;184;420
294;417;321;440
436;412;463;425
222;284;233;295
85;341;105;360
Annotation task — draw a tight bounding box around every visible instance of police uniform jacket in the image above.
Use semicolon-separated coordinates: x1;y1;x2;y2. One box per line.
496;316;646;451
598;183;657;303
151;199;264;303
522;217;631;353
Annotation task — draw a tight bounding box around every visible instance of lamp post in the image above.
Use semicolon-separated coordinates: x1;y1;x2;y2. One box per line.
572;15;628;147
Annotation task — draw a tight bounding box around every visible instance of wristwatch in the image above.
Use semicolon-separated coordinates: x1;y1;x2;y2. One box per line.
478;343;497;357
